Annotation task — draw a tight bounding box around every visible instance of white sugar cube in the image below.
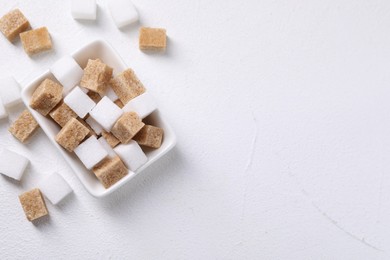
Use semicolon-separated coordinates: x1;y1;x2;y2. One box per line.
64;86;96;118
0;98;7;119
74;136;108;169
0;149;29;181
98;136;116;158
39;172;73;205
122;92;157;119
71;0;97;20
107;0;138;29
114;140;147;171
0;77;21;108
50;56;83;94
103;86;119;101
85;116;103;135
89;96;123;131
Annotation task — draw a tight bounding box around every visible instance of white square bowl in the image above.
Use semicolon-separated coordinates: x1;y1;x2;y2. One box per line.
21;40;177;198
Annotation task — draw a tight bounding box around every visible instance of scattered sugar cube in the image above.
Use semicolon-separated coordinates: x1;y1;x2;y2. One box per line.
0;98;7;119
114;99;124;108
64;86;96;118
93;156;128;189
80;59;113;95
50;56;83;94
103;86;119;101
71;0;97;20
20;27;52;56
89;96;123;131
114;140;147;171
134;125;164;149
122;92;157;119
49;102;77;127
0;76;21;107
74;136;108;169
110;69;145;104
55;118;90;152
30;78;63;116
139;27;167;51
102;130;120;148
19;188;48;222
9;110;39;143
77;118;96;137
86;116;103;135
98;136;116;158
107;0;138;29
0;149;29;181
39;172;73;205
0;9;30;42
111;112;144;144
87;91;102;103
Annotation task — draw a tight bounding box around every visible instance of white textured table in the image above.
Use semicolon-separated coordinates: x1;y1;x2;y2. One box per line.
0;0;389;259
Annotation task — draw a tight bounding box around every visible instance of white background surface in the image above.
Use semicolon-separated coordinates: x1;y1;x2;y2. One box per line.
0;0;390;259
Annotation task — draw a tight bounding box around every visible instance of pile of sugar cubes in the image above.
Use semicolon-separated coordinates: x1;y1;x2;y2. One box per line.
28;56;164;190
0;9;52;56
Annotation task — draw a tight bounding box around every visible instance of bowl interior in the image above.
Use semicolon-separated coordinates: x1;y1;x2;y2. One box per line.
21;40;176;197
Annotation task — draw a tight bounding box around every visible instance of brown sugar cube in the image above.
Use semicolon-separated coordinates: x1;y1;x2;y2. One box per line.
101;130;120;148
93;156;128;189
49;102;77;127
9;109;39;143
114;99;124;108
77;117;96;137
20;27;52;56
110;69;146;104
19;188;48;222
111;112;144;144
87;91;102;103
80;59;113;94
55;118;89;152
134;125;164;149
0;9;30;42
30;78;63;116
139;27;167;51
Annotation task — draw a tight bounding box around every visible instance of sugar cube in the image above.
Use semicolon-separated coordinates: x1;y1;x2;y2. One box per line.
86;116;103;135
9;110;39;143
0;9;30;42
77;118;96;137
0;149;29;181
111;112;144;144
50;56;84;94
89;96;123;131
93;156;128;189
122;92;157;119
80;59;113;94
103;86;119;101
71;0;97;20
102;130;120;148
30;78;63;116
107;0;138;29
64;86;96;118
0;98;7;119
114;140;147;171
110;69;145;104
74;136;108;169
39;172;73;205
98;136;116;158
49;102;78;127
139;27;167;51
114;99;124;108
134;125;163;149
0;76;21;107
55;118;90;152
20;27;52;56
19;188;48;222
87;91;102;103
